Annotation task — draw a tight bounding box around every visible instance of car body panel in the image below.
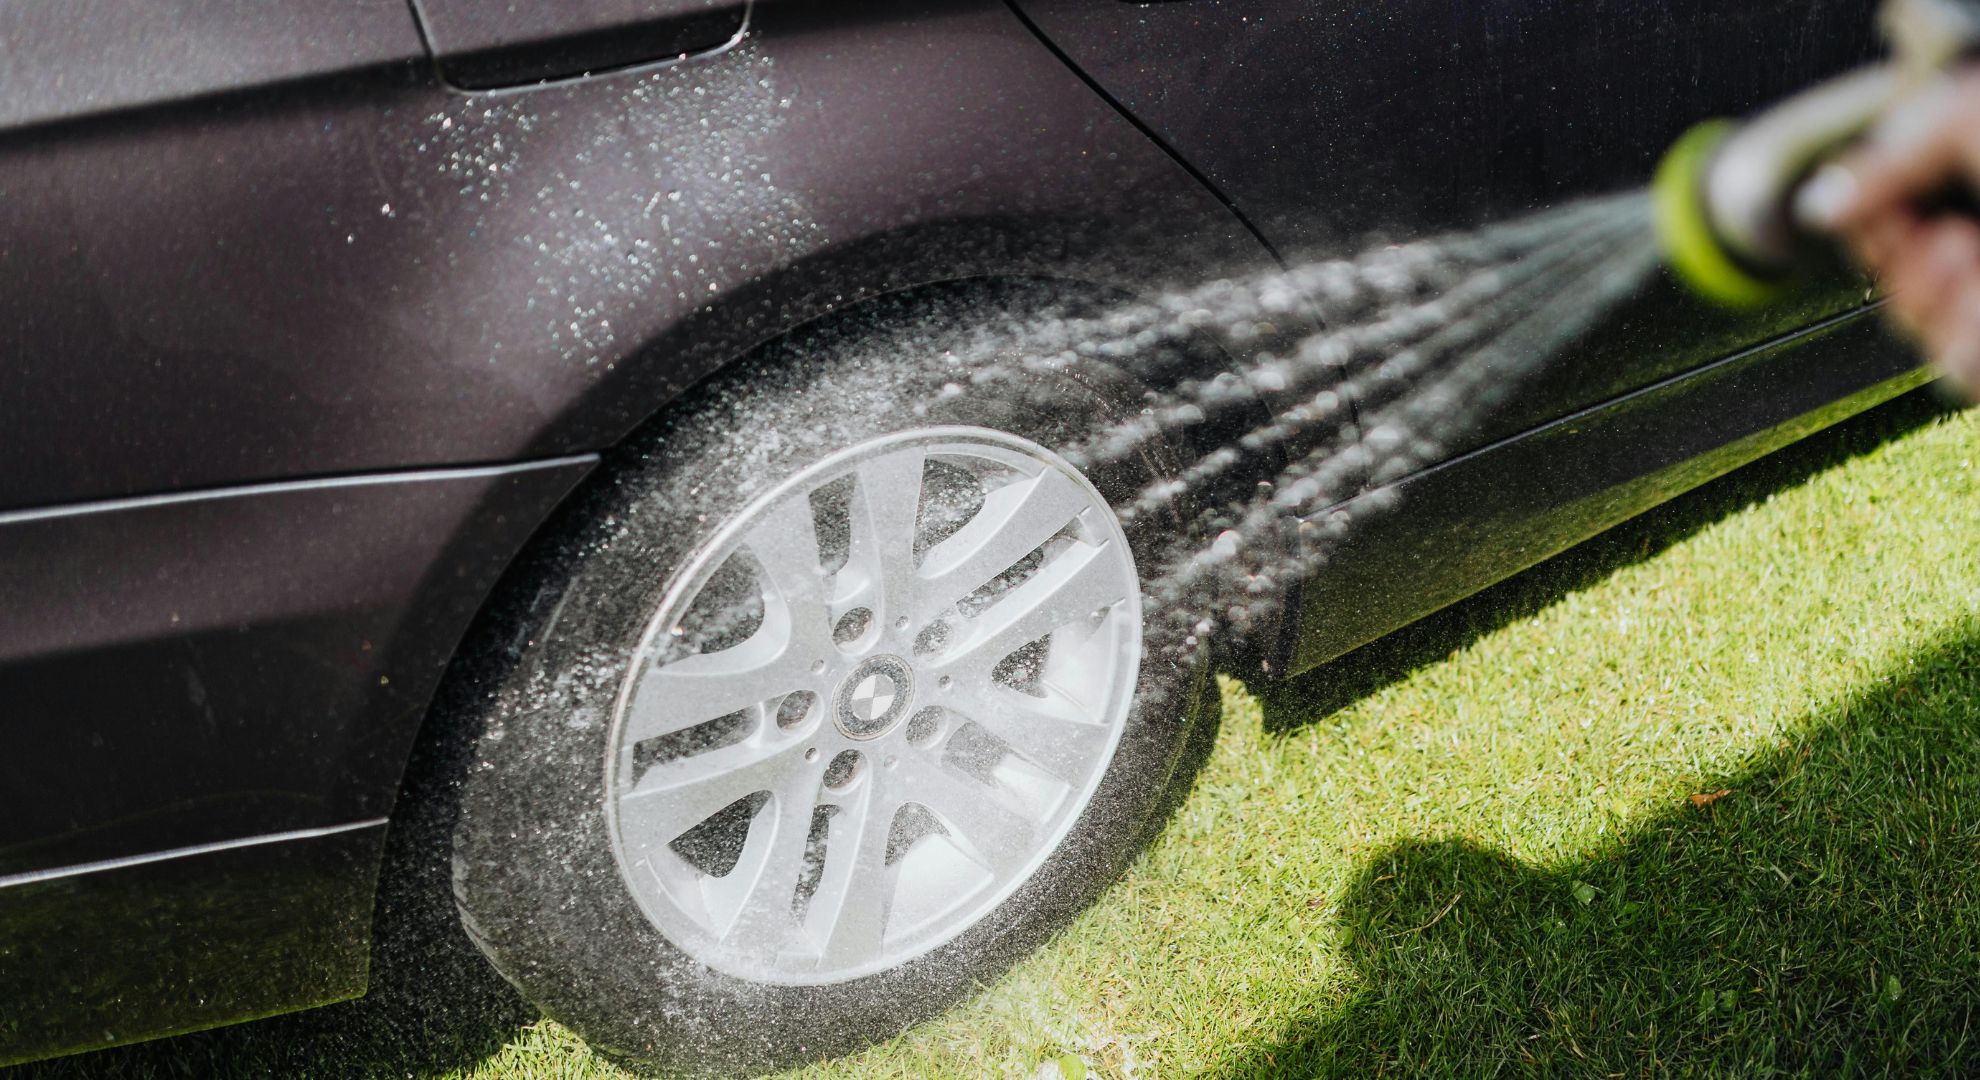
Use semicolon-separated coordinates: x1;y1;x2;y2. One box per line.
0;0;1276;514
0;0;426;131
1008;0;1884;458
0;822;384;1067
0;458;594;878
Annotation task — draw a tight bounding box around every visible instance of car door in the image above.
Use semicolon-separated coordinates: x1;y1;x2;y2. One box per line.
1008;0;1883;460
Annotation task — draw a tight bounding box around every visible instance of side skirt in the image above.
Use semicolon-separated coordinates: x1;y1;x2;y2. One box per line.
0;820;388;1066
1285;310;1929;675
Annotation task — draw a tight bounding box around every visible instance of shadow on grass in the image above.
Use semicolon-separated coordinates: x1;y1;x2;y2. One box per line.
1223;617;1980;1077
1260;385;1964;732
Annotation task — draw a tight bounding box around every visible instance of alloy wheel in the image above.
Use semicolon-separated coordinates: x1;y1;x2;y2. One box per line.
605;427;1143;984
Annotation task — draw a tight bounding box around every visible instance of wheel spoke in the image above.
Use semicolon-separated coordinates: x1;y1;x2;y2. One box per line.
893;754;1037;876
916;468;1090;621
843;449;927;620
714;784;819;945
807;779;898;966
952;687;1112;784
745;495;830;608
934;541;1132;681
619;736;807;837
622;636;811;744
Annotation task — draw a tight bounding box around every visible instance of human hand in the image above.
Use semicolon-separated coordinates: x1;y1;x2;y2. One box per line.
1803;70;1980;396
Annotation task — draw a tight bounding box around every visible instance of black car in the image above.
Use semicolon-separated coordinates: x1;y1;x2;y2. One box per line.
0;0;1921;1073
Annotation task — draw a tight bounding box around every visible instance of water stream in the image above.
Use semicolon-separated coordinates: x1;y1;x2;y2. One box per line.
967;191;1660;653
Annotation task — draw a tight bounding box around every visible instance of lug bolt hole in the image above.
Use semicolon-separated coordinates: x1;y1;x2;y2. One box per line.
823;750;863;791
905;707;945;748
913;621;951;657
804;747;819;762
833;607;874;647
776;690;818;730
938;675;954;691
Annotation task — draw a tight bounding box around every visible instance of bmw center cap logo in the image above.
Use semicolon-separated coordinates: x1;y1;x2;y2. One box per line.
834;654;914;739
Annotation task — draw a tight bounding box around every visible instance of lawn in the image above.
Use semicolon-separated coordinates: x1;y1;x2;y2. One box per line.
21;390;1980;1079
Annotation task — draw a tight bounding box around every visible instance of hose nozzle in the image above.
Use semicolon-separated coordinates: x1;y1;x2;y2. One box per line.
1654;0;1980;306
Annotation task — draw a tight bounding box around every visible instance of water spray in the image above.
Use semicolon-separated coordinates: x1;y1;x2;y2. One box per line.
1655;0;1980;306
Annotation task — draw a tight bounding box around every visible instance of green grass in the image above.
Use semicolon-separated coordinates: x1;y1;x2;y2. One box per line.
24;394;1980;1078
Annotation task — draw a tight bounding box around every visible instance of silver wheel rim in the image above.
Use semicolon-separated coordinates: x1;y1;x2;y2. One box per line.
605;426;1143;984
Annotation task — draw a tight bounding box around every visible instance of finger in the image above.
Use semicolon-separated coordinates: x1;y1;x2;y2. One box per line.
1874;222;1951;335
1882;216;1980;343
1926;284;1980;397
1823;72;1980;229
1836;201;1924;275
1941;340;1980;398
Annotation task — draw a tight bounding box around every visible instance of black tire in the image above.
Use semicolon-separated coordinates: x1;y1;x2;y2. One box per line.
450;287;1219;1076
